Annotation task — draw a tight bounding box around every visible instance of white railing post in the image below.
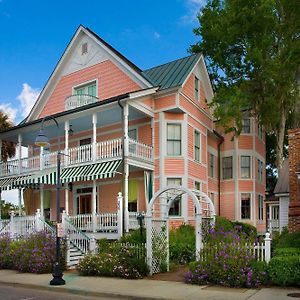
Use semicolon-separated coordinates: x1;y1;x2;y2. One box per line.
10;211;15;239
117;192;123;238
264;232;272;263
89;235;97;254
35;209;43;231
92;212;97;233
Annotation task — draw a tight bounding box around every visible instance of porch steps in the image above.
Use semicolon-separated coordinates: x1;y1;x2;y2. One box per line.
68;243;85;269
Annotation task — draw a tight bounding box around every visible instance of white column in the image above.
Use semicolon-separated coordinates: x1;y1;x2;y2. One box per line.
18;188;22;216
65;188;69;215
123;103;129;233
264;232;272;263
18;134;22;174
92;113;97;161
40;184;44;215
92;180;97;232
117;192;123;238
65;120;69;166
40;147;44;170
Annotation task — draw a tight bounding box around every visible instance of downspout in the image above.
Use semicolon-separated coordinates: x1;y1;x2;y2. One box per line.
118;99;126;236
213;130;224;216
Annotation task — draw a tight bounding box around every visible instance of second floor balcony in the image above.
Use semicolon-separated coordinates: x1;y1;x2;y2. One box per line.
0;137;153;177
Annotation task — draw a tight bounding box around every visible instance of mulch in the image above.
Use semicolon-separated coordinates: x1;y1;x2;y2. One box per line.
147;265;188;282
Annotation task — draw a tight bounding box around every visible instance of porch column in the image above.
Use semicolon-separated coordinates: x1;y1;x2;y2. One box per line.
40;184;44;216
39;147;44;170
92;180;97;232
92;113;97;162
123;103;129;233
268;205;272;232
64;120;69;166
18;134;22;174
18;188;22;216
65;188;69;215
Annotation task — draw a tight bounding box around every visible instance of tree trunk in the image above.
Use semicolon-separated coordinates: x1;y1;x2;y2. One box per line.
275;113;286;171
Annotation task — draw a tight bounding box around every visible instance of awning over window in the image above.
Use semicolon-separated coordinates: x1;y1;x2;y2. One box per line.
60;160;121;183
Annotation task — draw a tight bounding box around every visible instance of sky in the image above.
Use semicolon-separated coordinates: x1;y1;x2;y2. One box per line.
0;0;206;204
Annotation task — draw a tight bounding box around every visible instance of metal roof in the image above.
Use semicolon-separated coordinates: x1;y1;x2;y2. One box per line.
142;54;200;90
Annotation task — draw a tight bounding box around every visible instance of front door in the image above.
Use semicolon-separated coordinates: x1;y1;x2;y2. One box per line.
79;194;92;214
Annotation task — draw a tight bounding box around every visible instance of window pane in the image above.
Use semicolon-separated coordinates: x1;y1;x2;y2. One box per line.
167;178;181;216
241;156;251;178
241;193;251;219
222;156;233;179
167;124;181;156
241;118;251;133
88;84;96;97
194;76;199;100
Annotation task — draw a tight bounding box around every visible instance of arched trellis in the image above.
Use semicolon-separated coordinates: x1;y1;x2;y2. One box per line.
145;186;215;275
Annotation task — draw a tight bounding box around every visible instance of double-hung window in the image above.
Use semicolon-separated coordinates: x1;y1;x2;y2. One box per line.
257;159;263;182
194;76;199;100
241;118;251;134
241;156;251;178
209;153;214;178
241;193;251;219
222;156;233;179
194;130;201;162
167;124;181;156
167;178;182;216
258;124;264;139
75;82;97;97
258;195;264;221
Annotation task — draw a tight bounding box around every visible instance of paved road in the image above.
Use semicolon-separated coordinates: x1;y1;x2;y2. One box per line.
0;284;124;300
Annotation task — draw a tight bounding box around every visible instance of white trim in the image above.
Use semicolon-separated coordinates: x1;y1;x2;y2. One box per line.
72;78;99;98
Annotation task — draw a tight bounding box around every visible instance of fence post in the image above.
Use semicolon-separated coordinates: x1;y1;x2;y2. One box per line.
10;211;15;239
264;232;272;263
117;192;123;238
89;235;97;254
35;209;43;231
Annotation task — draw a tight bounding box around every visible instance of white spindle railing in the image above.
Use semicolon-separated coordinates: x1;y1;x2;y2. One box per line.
43;151;59;169
128;138;153;162
68;144;93;165
95;213;118;232
65;94;98;111
63;217;91;254
12;215;36;237
0;159;19;176
96;138;122;160
69;214;93;231
20;156;40;173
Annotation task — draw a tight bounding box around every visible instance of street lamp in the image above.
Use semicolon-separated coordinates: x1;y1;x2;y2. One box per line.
35;116;65;286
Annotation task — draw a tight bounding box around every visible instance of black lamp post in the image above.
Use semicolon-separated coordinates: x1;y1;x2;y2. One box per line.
35;116;65;286
136;213;145;240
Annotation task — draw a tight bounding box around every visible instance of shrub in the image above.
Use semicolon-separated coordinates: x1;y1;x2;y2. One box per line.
120;228;146;244
0;234;15;269
78;242;148;279
274;248;300;257
273;231;300;249
232;222;257;240
169;225;195;264
268;256;300;286
214;216;234;233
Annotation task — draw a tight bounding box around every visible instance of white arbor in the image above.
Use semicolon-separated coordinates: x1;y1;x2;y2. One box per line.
145;186;215;274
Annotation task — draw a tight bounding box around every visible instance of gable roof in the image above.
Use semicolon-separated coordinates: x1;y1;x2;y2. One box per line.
142;54;201;90
274;159;289;195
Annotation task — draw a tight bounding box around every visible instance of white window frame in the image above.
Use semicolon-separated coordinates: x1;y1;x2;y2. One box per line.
241;155;251;179
222;156;233;180
167;177;182;217
241;193;251;220
258;194;264;221
194;130;201;162
241;118;251;134
72;79;98;98
194;75;200;101
167;123;182;156
257;159;263;182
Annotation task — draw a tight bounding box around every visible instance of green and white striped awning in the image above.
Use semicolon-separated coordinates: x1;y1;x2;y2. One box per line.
60;160;121;183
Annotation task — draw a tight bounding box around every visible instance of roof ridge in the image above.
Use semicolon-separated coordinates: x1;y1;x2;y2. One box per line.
142;53;200;72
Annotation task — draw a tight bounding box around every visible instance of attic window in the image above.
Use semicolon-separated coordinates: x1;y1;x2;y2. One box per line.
82;42;88;55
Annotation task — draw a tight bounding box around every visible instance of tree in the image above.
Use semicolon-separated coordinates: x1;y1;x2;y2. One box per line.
190;0;300;170
0;111;16;161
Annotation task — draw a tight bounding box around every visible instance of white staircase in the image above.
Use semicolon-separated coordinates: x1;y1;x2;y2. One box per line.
68;242;85;268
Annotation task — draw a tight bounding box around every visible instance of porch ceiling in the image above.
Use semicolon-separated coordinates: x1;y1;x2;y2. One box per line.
1;104;146;146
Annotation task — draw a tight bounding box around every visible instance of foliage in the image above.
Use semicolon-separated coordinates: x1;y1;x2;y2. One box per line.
0;111;16;162
274;248;300;257
120;227;146;244
273;230;300;249
0;202;24;219
191;0;300;169
78;243;148;279
214;216;234;233
169;225;195;264
232;221;257;240
0;231;66;274
268;256;300;286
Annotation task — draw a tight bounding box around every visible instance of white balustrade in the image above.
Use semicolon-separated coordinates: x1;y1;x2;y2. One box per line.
128;138;153;162
20;156;40;173
95;212;118;232
68;144;93;165
96;138;122;160
0;159;19;176
69;214;93;231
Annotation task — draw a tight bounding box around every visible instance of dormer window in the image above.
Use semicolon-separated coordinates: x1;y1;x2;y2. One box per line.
82;42;88;55
75;81;97;97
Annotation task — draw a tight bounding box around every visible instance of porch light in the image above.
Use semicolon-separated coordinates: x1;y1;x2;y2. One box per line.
35;128;50;147
35;116;65;286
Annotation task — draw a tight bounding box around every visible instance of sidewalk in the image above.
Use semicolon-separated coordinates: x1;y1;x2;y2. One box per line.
0;270;299;300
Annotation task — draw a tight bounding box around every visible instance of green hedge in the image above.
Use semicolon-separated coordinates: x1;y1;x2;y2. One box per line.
274;231;300;249
268;256;300;286
274;248;300;257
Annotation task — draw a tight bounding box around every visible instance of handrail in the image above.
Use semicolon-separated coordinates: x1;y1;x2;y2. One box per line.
65;94;98;111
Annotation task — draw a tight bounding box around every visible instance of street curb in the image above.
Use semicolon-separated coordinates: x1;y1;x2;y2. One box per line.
0;281;169;300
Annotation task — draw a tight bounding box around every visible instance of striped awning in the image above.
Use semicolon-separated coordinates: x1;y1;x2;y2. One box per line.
0;177;17;190
60;160;121;183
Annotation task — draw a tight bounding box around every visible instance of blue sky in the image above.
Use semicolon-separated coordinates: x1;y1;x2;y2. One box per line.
0;0;205;124
0;0;205;204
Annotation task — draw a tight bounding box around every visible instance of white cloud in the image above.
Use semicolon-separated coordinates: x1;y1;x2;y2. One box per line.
154;32;161;39
181;0;207;25
0;103;17;123
17;83;40;119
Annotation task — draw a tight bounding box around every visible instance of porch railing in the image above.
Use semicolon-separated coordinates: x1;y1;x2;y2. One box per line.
0;138;153;177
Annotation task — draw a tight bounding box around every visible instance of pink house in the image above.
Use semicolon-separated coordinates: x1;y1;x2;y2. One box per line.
0;25;266;237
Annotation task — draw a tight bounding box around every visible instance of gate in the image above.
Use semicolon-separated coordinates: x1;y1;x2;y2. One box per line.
146;186;215;275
